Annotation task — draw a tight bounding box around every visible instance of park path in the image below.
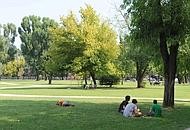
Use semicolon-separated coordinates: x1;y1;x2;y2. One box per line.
0;93;190;102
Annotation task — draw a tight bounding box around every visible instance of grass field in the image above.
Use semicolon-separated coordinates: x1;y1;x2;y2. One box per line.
0;79;190;99
0;80;190;130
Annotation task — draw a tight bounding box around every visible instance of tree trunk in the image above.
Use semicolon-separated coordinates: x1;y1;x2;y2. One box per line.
65;73;68;80
48;74;52;84
44;73;47;81
121;74;124;85
160;32;179;108
177;74;183;84
83;73;88;88
136;62;148;88
61;72;64;80
90;71;97;88
36;70;40;81
184;75;188;83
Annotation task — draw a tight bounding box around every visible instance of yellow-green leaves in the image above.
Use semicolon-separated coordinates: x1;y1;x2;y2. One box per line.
60;12;80;35
3;56;25;77
48;5;119;77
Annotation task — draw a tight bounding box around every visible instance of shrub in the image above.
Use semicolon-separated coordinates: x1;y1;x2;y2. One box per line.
99;75;120;87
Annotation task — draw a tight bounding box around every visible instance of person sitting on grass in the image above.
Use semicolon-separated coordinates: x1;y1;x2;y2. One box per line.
118;95;131;113
147;100;162;117
56;99;75;107
123;99;142;117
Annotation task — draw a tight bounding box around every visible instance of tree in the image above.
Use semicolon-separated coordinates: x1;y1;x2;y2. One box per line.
117;37;135;85
45;14;86;84
77;6;119;87
0;62;3;80
0;23;17;63
3;56;25;78
18;16;58;80
114;4;156;88
0;23;17;80
0;35;7;62
7;44;18;62
48;5;119;87
122;35;154;88
122;0;190;107
177;37;190;83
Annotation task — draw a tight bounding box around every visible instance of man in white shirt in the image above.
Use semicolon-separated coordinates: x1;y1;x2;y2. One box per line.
123;99;141;117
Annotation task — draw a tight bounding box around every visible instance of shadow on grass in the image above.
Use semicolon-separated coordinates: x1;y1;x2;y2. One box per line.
1;86;83;90
1;86;165;92
0;85;138;90
0;100;189;130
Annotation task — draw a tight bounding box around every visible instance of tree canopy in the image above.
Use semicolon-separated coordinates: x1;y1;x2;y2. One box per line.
18;15;58;80
46;5;119;86
122;0;190;107
0;23;17;63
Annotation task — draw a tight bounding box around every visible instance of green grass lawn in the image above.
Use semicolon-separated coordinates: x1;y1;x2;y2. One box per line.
0;80;190;130
0;99;189;130
0;80;190;99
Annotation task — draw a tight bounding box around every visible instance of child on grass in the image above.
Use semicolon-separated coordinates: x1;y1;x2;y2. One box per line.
147;100;162;117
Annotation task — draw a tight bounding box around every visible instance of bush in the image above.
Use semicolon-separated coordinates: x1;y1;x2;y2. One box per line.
99;75;120;87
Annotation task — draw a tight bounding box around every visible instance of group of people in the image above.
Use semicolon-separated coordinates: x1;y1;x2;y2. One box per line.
118;95;162;117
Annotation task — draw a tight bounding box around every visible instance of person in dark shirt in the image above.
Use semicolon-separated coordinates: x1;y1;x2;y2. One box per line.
118;95;130;113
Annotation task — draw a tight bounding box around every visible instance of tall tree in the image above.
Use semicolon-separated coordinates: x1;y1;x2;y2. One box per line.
122;0;190;107
48;5;119;87
117;38;136;85
18;16;58;80
78;6;119;87
122;35;156;88
0;23;17;63
0;35;7;62
177;37;190;83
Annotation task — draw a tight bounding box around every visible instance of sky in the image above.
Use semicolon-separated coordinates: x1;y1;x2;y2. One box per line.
0;0;123;48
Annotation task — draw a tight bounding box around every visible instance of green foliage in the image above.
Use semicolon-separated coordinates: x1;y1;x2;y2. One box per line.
47;5;119;82
117;40;135;77
0;62;3;76
177;37;190;76
122;0;190;47
0;23;17;63
3;23;17;43
7;44;17;61
99;74;120;87
0;35;7;62
122;0;190;105
18;16;58;79
118;35;153;87
3;56;25;77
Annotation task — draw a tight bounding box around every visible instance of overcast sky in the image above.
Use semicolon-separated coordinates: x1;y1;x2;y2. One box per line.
0;0;123;48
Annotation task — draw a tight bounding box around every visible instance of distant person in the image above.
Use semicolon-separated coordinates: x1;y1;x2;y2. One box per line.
147;100;162;117
56;99;75;107
123;99;142;117
56;99;64;106
118;95;130;113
